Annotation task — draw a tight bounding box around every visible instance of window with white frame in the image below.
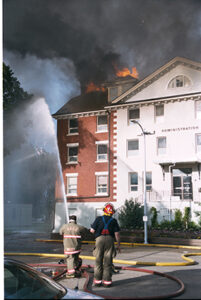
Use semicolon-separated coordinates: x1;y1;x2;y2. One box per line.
68;118;78;134
96;173;108;194
195;101;201;119
196;134;201;153
127;139;139;156
66;174;78;195
67;144;78;163
129;172;138;191
168;75;191;88
96;141;108;161
97;115;108;132
157;137;166;155
128;108;140;124
155;104;164;123
146;172;152;191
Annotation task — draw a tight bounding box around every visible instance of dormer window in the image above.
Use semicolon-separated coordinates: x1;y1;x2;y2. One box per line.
168;75;191;89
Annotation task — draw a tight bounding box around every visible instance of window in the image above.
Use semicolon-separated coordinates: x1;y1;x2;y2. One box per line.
96;174;108;194
68;118;78;134
128;140;139;156
128;108;140;124
96;141;108;161
155;104;164;123
157;137;166;155
97;115;107;132
66;175;77;195
146;172;152;191
67;145;78;163
195;101;201;119
168;75;191;89
196;134;201;153
130;172;138;191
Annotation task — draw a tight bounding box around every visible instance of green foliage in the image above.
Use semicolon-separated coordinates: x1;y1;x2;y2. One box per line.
183;207;191;229
150;207;158;228
174;209;183;228
3;63;32;112
118;199;144;229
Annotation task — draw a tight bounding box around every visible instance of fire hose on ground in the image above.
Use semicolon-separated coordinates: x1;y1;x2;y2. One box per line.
4;242;201;299
25;262;185;299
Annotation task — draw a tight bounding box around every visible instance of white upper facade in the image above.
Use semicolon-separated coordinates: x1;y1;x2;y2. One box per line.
107;57;201;220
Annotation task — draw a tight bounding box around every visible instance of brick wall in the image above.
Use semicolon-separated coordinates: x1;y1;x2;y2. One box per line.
56;111;117;203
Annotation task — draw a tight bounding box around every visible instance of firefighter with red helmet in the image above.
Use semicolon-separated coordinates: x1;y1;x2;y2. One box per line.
59;215;87;278
90;203;121;288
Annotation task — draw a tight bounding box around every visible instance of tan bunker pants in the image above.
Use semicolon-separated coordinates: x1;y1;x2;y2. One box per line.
93;235;115;285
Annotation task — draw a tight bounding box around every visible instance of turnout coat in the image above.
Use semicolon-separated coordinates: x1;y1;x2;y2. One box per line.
59;222;86;255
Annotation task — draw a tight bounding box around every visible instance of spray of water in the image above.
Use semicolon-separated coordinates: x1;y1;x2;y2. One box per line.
4;97;69;232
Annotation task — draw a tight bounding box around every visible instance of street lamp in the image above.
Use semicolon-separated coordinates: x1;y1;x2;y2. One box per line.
131;120;154;244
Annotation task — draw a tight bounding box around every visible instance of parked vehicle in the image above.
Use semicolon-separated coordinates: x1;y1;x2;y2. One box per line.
4;258;102;299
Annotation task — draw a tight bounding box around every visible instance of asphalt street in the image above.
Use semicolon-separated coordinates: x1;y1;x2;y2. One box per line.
4;232;201;299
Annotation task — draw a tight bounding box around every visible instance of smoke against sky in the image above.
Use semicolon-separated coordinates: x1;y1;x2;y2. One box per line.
3;0;201;94
4;51;80;114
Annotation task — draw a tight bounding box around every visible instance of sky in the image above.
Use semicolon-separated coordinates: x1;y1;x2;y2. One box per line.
3;0;201;115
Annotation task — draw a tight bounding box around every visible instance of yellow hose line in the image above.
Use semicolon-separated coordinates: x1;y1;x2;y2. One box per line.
4;252;200;266
36;239;201;251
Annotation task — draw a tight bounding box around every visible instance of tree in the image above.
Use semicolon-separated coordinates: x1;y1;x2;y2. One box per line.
118;198;144;229
3;63;33;156
3;63;32;112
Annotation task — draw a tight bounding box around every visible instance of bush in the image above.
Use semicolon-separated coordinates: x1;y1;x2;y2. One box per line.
150;207;158;228
118;199;144;229
174;209;183;229
183;207;191;229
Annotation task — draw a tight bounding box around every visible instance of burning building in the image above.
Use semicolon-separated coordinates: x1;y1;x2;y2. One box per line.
53;57;201;230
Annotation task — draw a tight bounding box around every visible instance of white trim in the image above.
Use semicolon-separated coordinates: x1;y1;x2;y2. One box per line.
95;140;109;145
113;195;117;199
66;143;79;147
95;193;109;196
95;171;108;175
95;160;108;163
66;162;78;165
66;133;79;136
66;173;78;177
95;130;108;134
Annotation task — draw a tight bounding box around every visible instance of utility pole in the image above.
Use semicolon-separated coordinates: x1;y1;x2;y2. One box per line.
131;120;155;244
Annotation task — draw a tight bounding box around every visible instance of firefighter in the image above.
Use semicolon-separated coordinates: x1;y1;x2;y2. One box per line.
90;202;121;288
59;215;87;278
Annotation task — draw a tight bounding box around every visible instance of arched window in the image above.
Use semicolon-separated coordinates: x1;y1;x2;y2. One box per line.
168;75;191;89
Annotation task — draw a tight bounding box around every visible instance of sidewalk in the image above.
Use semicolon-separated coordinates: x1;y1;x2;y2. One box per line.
4;232;201;299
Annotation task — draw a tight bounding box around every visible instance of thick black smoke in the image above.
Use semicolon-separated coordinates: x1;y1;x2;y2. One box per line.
4;0;201;87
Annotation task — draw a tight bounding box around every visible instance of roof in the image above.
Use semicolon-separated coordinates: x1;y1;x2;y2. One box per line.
52;91;108;118
111;57;201;104
101;76;139;87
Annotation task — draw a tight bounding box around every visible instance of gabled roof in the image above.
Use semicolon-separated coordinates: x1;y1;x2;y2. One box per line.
52;91;108;119
111;57;201;105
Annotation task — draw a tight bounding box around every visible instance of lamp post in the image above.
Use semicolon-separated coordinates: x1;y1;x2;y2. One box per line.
131;120;154;244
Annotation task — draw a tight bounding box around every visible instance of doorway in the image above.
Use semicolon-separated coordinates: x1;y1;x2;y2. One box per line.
172;168;192;200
